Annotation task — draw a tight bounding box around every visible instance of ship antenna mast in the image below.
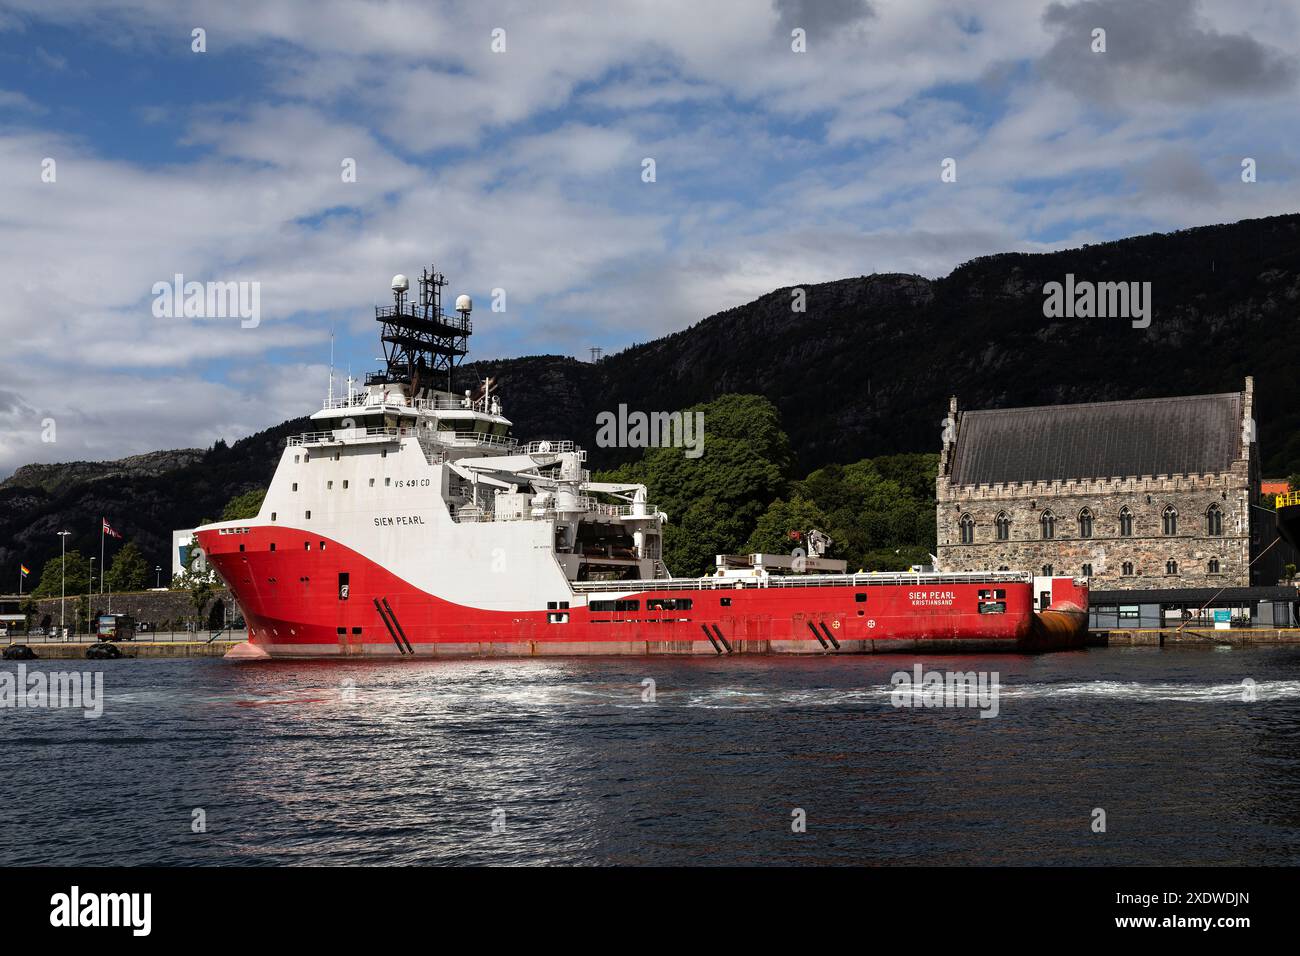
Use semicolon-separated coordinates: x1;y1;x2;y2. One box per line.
372;265;472;394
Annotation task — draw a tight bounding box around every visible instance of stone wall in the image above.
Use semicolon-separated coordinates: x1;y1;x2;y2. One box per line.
27;587;236;631
936;474;1253;588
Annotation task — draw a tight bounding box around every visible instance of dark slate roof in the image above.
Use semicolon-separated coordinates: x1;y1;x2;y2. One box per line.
949;392;1243;486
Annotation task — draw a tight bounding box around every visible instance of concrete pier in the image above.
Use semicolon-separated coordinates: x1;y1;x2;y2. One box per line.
1093;628;1300;647
4;640;240;660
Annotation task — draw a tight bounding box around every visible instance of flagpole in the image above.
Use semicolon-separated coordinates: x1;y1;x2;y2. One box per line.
100;519;105;599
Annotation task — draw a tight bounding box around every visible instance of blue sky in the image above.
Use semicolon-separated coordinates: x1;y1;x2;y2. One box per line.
0;0;1297;475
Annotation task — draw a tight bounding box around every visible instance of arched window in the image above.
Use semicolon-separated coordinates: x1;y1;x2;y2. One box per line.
959;513;975;545
995;512;1011;541
1040;510;1055;540
1081;563;1093;577
1162;506;1178;536
1041;564;1054;576
1078;508;1094;538
1208;558;1220;573
1118;507;1133;537
1166;559;1178;575
1121;561;1134;576
1206;503;1223;536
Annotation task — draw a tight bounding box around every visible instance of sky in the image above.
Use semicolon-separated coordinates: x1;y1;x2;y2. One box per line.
0;0;1297;477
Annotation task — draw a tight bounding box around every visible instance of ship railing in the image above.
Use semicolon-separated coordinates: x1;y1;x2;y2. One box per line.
287;426;402;447
321;393;500;414
522;440;583;456
576;497;659;518
570;570;1033;593
375;304;472;335
449;431;518;449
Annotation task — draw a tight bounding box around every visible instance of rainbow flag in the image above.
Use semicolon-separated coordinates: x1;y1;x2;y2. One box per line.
20;564;29;577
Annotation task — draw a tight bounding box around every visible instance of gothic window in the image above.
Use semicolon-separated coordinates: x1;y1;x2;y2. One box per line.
995;512;1011;541
1081;563;1093;576
1041;564;1054;576
1206;503;1223;536
1078;508;1093;538
1040;510;1055;540
1121;561;1134;576
1162;506;1178;535
1208;558;1220;573
1119;507;1133;537
1166;559;1177;575
959;513;975;545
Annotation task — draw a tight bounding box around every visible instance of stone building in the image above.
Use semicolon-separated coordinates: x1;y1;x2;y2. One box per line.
936;379;1261;589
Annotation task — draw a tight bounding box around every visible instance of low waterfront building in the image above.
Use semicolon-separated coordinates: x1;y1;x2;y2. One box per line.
171;529;209;581
936;378;1264;589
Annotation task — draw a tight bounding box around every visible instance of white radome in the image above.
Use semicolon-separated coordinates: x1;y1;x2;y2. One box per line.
391;274;409;292
455;293;473;313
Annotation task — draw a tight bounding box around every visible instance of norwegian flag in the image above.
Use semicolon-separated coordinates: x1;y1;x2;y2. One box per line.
102;518;123;539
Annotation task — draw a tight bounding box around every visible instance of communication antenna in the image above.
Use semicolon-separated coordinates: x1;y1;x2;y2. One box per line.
372;266;471;393
589;347;603;363
328;330;335;405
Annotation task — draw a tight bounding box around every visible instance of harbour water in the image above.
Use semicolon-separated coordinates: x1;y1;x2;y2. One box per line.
2;647;1299;866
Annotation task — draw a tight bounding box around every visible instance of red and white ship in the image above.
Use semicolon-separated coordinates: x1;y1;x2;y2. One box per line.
196;267;1088;659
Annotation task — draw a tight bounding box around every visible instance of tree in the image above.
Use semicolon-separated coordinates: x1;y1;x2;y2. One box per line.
31;549;91;599
175;568;215;632
743;497;829;556
596;394;793;575
220;488;267;521
789;455;938;571
104;540;149;592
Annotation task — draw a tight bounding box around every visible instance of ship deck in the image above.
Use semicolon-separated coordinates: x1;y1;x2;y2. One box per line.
571;570;1034;593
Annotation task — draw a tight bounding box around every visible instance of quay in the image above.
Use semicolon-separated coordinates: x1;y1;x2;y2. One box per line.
1091;628;1300;647
4;631;240;660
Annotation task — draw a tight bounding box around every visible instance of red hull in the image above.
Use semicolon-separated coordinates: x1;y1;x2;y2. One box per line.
199;527;1087;657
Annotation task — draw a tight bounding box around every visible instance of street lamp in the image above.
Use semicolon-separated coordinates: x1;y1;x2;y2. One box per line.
155;566;162;589
57;531;70;639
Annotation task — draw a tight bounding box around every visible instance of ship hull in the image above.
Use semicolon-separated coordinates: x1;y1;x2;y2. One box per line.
198;526;1087;658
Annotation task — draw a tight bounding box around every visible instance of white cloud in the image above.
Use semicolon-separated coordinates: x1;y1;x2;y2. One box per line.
0;0;1297;477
